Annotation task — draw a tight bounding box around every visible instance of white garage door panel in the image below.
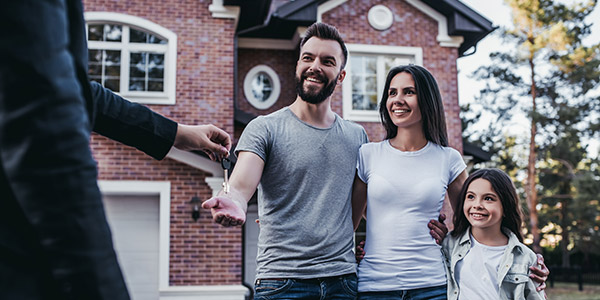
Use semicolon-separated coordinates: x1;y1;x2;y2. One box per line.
104;195;159;300
244;204;259;287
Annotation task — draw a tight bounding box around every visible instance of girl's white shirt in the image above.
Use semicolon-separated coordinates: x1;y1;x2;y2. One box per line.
443;227;546;300
456;232;507;300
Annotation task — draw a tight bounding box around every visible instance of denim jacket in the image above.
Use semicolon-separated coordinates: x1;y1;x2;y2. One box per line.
442;227;545;300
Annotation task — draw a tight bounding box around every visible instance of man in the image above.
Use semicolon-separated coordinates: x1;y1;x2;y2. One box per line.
0;1;230;299
203;22;364;299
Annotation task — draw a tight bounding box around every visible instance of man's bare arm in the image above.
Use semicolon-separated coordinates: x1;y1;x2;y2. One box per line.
202;151;264;227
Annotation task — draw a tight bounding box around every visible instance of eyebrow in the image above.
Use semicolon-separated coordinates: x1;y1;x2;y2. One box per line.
467;191;498;198
388;87;415;91
301;52;337;64
322;55;337;64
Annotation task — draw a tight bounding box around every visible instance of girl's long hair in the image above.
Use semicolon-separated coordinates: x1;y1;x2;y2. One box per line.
378;65;448;146
452;168;525;242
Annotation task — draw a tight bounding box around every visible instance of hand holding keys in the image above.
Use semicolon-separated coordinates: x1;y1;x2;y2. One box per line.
202;156;247;227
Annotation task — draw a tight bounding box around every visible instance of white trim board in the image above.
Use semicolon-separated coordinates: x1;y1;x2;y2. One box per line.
166;148;222;177
404;0;464;47
165;148;225;196
160;285;249;300
209;0;241;30
317;0;348;22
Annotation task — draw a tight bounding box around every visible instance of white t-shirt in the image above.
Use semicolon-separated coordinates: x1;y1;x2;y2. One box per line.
357;140;466;291
456;233;507;300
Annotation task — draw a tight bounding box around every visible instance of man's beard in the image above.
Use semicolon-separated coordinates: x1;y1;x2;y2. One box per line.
295;70;338;104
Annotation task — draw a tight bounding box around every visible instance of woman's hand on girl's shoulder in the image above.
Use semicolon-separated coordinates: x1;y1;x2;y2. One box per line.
529;254;549;292
428;213;448;245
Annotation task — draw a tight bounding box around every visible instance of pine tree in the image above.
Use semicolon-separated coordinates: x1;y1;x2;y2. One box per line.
464;0;599;254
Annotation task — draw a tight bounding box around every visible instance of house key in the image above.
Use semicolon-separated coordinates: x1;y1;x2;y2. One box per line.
221;157;231;194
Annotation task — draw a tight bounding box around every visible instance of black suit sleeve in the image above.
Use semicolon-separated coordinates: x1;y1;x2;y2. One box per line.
90;81;178;160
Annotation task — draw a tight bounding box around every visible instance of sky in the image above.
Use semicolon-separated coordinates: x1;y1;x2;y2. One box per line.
456;0;600;157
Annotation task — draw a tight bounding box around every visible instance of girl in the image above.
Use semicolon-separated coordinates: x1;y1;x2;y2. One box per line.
352;65;468;299
443;168;545;300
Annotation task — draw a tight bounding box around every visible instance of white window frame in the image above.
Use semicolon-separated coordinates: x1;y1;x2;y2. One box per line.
84;12;177;105
342;44;423;122
243;65;281;110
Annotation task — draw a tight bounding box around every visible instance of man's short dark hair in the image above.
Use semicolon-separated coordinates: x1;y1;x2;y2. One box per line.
300;22;348;69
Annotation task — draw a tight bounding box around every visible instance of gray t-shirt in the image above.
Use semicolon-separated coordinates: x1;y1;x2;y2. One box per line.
236;107;368;279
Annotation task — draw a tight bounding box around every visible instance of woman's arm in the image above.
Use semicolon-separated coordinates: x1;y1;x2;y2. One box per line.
447;170;468;209
351;172;367;231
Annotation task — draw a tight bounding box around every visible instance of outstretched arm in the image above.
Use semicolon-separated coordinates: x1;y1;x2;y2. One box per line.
90;81;231;161
202;151;264;227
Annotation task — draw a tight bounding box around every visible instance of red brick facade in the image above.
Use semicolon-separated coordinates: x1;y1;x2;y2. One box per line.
85;0;240;286
237;49;299;118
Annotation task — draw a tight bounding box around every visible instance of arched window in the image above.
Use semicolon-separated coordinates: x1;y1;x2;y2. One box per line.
85;12;177;105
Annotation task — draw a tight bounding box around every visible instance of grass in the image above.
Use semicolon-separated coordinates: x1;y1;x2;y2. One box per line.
545;282;600;300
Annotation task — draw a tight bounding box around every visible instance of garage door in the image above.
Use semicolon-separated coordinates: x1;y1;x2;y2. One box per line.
244;203;259;287
103;195;160;300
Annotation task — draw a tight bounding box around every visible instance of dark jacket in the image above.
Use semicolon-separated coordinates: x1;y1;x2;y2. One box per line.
0;0;176;299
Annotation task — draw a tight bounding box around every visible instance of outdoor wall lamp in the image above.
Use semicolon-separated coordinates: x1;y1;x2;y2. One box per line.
189;196;201;222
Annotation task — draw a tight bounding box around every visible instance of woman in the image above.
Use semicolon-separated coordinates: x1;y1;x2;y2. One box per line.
352;65;468;299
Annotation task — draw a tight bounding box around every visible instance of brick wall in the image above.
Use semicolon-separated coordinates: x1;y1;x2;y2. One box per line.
237;48;298;117
84;0;240;286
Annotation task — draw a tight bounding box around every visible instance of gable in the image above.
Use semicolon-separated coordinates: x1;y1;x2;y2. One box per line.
235;0;493;56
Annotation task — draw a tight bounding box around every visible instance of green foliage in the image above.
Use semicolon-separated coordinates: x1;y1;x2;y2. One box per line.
461;0;600;264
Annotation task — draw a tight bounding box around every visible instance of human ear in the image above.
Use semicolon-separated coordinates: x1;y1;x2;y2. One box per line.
336;69;346;85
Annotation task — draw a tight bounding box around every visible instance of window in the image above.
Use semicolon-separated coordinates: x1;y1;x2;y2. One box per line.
367;5;394;31
85;12;177;105
342;44;423;122
243;65;281;110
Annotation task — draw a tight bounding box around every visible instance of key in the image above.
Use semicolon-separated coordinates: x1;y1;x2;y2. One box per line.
221;157;231;194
